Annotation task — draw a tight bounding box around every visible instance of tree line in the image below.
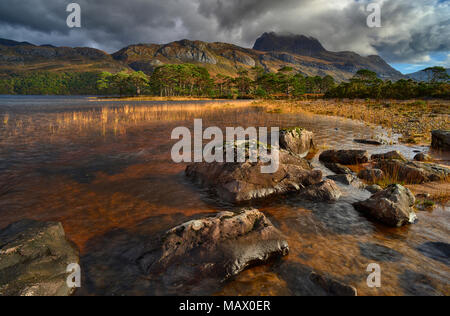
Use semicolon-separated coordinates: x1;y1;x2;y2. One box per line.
0;65;448;99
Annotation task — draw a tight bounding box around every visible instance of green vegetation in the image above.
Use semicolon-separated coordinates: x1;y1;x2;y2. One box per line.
0;66;448;99
326;69;450;99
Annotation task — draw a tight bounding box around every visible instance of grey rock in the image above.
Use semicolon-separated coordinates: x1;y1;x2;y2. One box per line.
279;128;315;157
353;184;417;227
0;220;79;296
327;174;364;188
298;179;342;202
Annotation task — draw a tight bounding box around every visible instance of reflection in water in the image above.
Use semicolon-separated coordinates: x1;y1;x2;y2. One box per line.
0;97;448;296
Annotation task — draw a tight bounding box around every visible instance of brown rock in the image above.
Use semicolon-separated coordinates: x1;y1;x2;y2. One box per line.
432;130;450;151
298;179;342;202
319;150;370;165
371;150;407;162
279;128;315;157
358;168;385;182
323;162;354;175
375;160;448;184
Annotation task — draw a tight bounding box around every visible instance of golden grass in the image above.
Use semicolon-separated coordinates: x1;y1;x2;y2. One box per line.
255;99;450;145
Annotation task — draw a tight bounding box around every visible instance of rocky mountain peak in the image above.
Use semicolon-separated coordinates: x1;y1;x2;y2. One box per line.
253;32;326;56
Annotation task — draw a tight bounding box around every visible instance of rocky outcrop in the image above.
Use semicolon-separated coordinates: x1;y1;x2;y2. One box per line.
319;150;370;165
0;220;79;296
323;162;353;175
358;168;385;183
139;210;289;288
186;147;323;203
353;184;417;227
279;128;315;157
432;130;450;151
371;151;407;162
298;179;342;202
375;160;449;184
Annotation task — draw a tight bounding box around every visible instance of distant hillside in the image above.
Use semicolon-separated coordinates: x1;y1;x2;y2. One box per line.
406;67;450;82
0;38;127;76
0;33;404;82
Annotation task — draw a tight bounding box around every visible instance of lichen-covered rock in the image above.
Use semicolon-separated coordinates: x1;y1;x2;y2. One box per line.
279;127;315;157
0;220;79;296
298;179;342;202
319;150;370;165
358;168;385;182
353;184;417;227
138;209;289;290
432;130;450;151
186;147;322;203
371;151;407;162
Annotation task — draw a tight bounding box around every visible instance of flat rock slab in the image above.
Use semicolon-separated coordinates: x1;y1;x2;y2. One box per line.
319;150;370;165
186;150;322;203
353;184;417;227
359;243;403;262
417;242;450;266
138;210;289;294
0;220;79;296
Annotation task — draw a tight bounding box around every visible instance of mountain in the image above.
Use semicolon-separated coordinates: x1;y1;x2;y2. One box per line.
0;38;125;76
406;67;450;82
0;33;404;81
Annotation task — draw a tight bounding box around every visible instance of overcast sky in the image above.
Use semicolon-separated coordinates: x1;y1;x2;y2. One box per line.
0;0;448;73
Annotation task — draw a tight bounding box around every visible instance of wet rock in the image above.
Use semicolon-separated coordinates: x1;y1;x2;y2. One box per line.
431;130;450;151
353;184;417;227
298;179;342;202
417;242;450;266
399;270;442;296
0;220;79;296
371;150;407;162
186;148;323;203
323;162;353;175
357;168;385;182
309;272;357;296
365;184;383;194
359;243;403;262
327;174;364;188
279;127;315;157
354;139;384;146
139;210;289;290
414;153;432;162
319;150;370;165
375;160;449;184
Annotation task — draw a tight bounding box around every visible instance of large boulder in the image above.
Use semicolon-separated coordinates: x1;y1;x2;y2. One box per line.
432;130;450;151
0;220;79;296
279;128;315;157
319;150;370;165
139;209;289;291
375;160;449;184
186;148;323;203
371;151;407;162
298;179;342;202
353;184;417;227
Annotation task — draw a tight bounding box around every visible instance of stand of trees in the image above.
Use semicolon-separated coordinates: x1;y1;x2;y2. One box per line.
326;68;450;99
0;65;448;99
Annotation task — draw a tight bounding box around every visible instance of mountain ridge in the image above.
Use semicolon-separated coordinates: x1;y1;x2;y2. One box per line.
0;34;405;81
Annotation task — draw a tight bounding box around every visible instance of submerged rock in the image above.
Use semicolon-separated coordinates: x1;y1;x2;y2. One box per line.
353;184;417;227
0;220;79;296
357;168;385;182
319;150;370;165
279;127;315;157
309;272;357;296
139;209;289;290
416;242;450;266
298;179;342;202
375;160;449;184
186;148;322;203
371;151;407;162
327;174;364;188
323;162;354;175
359;243;403;262
431;130;450;151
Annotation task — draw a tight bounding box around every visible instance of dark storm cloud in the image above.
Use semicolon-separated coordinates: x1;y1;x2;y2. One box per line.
0;0;448;65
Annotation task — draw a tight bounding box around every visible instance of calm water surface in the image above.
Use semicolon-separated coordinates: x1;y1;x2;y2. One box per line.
0;96;448;296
